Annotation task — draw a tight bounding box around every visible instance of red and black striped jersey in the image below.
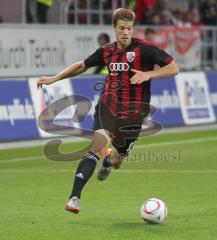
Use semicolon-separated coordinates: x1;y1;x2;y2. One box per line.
84;38;173;119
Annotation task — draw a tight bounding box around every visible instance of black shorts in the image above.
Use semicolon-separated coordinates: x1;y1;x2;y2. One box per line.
93;103;145;157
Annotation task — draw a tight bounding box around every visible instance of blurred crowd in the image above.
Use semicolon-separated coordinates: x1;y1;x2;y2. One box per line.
132;0;217;26
67;0;217;26
0;0;216;25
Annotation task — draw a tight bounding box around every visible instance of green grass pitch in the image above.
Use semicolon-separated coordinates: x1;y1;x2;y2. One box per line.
0;129;217;240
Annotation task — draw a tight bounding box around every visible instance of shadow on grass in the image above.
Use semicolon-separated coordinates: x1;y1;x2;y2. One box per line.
111;221;167;230
67;217;167;232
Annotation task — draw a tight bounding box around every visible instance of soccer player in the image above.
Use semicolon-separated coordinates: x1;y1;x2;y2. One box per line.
93;33;110;75
37;8;179;214
144;28;156;42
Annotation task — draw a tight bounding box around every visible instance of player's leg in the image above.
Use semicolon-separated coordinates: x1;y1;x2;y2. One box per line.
97;119;140;181
113;137;138;168
109;117;143;169
66;129;111;213
107;147;125;169
96;147;113;181
97;139;136;180
111;138;136;168
96;146;125;180
89;129;112;156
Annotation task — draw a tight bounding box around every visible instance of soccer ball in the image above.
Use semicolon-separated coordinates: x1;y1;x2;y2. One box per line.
140;198;168;224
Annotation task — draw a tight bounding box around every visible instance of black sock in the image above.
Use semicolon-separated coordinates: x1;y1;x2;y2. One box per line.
69;151;99;199
103;156;112;167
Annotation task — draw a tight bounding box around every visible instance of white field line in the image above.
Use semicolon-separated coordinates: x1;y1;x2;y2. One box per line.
136;136;217;149
0;169;217;174
0;155;46;163
0;136;217;164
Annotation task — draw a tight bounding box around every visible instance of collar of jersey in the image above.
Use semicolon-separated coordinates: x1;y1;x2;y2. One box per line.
115;38;134;52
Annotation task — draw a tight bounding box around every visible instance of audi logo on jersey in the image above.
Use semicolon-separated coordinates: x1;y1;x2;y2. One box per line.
109;63;129;72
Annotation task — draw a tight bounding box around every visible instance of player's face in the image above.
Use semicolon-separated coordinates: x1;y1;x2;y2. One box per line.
114;20;134;48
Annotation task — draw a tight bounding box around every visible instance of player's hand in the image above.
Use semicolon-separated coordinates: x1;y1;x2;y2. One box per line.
36;76;57;89
130;69;152;85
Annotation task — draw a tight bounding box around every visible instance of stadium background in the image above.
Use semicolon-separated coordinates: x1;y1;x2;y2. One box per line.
0;1;217;240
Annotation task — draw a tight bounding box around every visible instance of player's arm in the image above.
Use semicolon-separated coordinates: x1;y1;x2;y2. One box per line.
148;61;179;79
37;47;104;89
130;45;179;85
130;61;179;85
37;61;87;89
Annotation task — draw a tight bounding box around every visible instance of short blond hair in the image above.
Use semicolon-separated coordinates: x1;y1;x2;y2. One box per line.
112;8;135;26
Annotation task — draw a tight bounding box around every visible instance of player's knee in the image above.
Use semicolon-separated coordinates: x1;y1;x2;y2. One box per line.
90;141;110;155
90;130;111;155
90;145;106;156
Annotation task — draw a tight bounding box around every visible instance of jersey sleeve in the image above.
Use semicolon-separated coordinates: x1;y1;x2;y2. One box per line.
143;45;173;67
84;47;105;68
